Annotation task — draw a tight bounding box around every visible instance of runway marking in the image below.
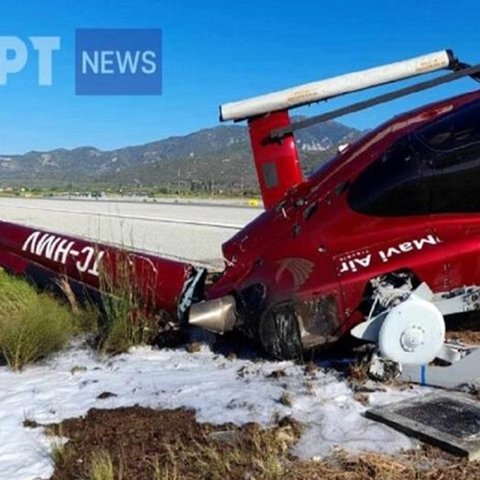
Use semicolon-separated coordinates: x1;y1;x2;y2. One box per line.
0;203;245;230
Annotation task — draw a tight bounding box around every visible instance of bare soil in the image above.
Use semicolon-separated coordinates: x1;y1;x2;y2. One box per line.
40;406;480;480
445;313;480;345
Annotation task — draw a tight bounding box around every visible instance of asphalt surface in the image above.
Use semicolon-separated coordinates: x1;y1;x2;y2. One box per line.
0;197;261;268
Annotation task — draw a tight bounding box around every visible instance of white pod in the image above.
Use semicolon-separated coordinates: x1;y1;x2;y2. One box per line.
378;296;445;366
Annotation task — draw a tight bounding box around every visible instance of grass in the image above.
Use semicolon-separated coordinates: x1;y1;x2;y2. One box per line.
154;423;295;480
151;455;179;480
0;246;168;369
51;248;162;354
50;440;73;471
47;423;75;472
0;270;75;370
88;450;116;480
347;359;370;386
96;251;166;355
54;276;100;334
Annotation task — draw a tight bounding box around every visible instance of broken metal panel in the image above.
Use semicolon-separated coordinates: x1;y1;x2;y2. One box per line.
259;302;303;360
294;295;340;349
400;347;480;390
434;286;480;316
366;391;480;460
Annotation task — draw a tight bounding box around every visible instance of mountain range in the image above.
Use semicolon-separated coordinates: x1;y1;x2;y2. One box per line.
0;118;363;192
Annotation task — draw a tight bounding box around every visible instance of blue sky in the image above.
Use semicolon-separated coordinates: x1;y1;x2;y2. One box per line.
1;0;480;153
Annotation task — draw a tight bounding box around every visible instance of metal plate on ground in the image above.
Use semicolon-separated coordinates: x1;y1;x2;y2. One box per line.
366;391;480;460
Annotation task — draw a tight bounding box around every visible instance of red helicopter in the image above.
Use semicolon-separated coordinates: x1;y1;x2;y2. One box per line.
2;49;480;367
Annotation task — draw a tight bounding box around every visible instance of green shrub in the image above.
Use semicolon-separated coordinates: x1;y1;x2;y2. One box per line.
0;271;75;370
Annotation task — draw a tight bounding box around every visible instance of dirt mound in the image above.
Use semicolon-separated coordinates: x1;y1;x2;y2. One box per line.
44;405;480;480
47;406;299;480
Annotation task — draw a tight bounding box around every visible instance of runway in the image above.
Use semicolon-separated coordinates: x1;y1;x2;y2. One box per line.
0;197;261;268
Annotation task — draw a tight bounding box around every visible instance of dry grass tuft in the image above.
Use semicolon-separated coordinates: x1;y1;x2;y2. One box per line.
88;450;116;480
96;253;168;354
160;423;296;480
347;360;370;385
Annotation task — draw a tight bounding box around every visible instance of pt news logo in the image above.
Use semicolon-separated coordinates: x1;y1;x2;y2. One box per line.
0;29;162;95
76;29;162;95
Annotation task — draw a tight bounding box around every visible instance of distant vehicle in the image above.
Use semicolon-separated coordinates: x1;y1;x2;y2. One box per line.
2;50;480;365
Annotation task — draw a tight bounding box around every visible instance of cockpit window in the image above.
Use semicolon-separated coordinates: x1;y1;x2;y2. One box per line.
347;136;428;216
417;100;480;153
348;98;480;217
